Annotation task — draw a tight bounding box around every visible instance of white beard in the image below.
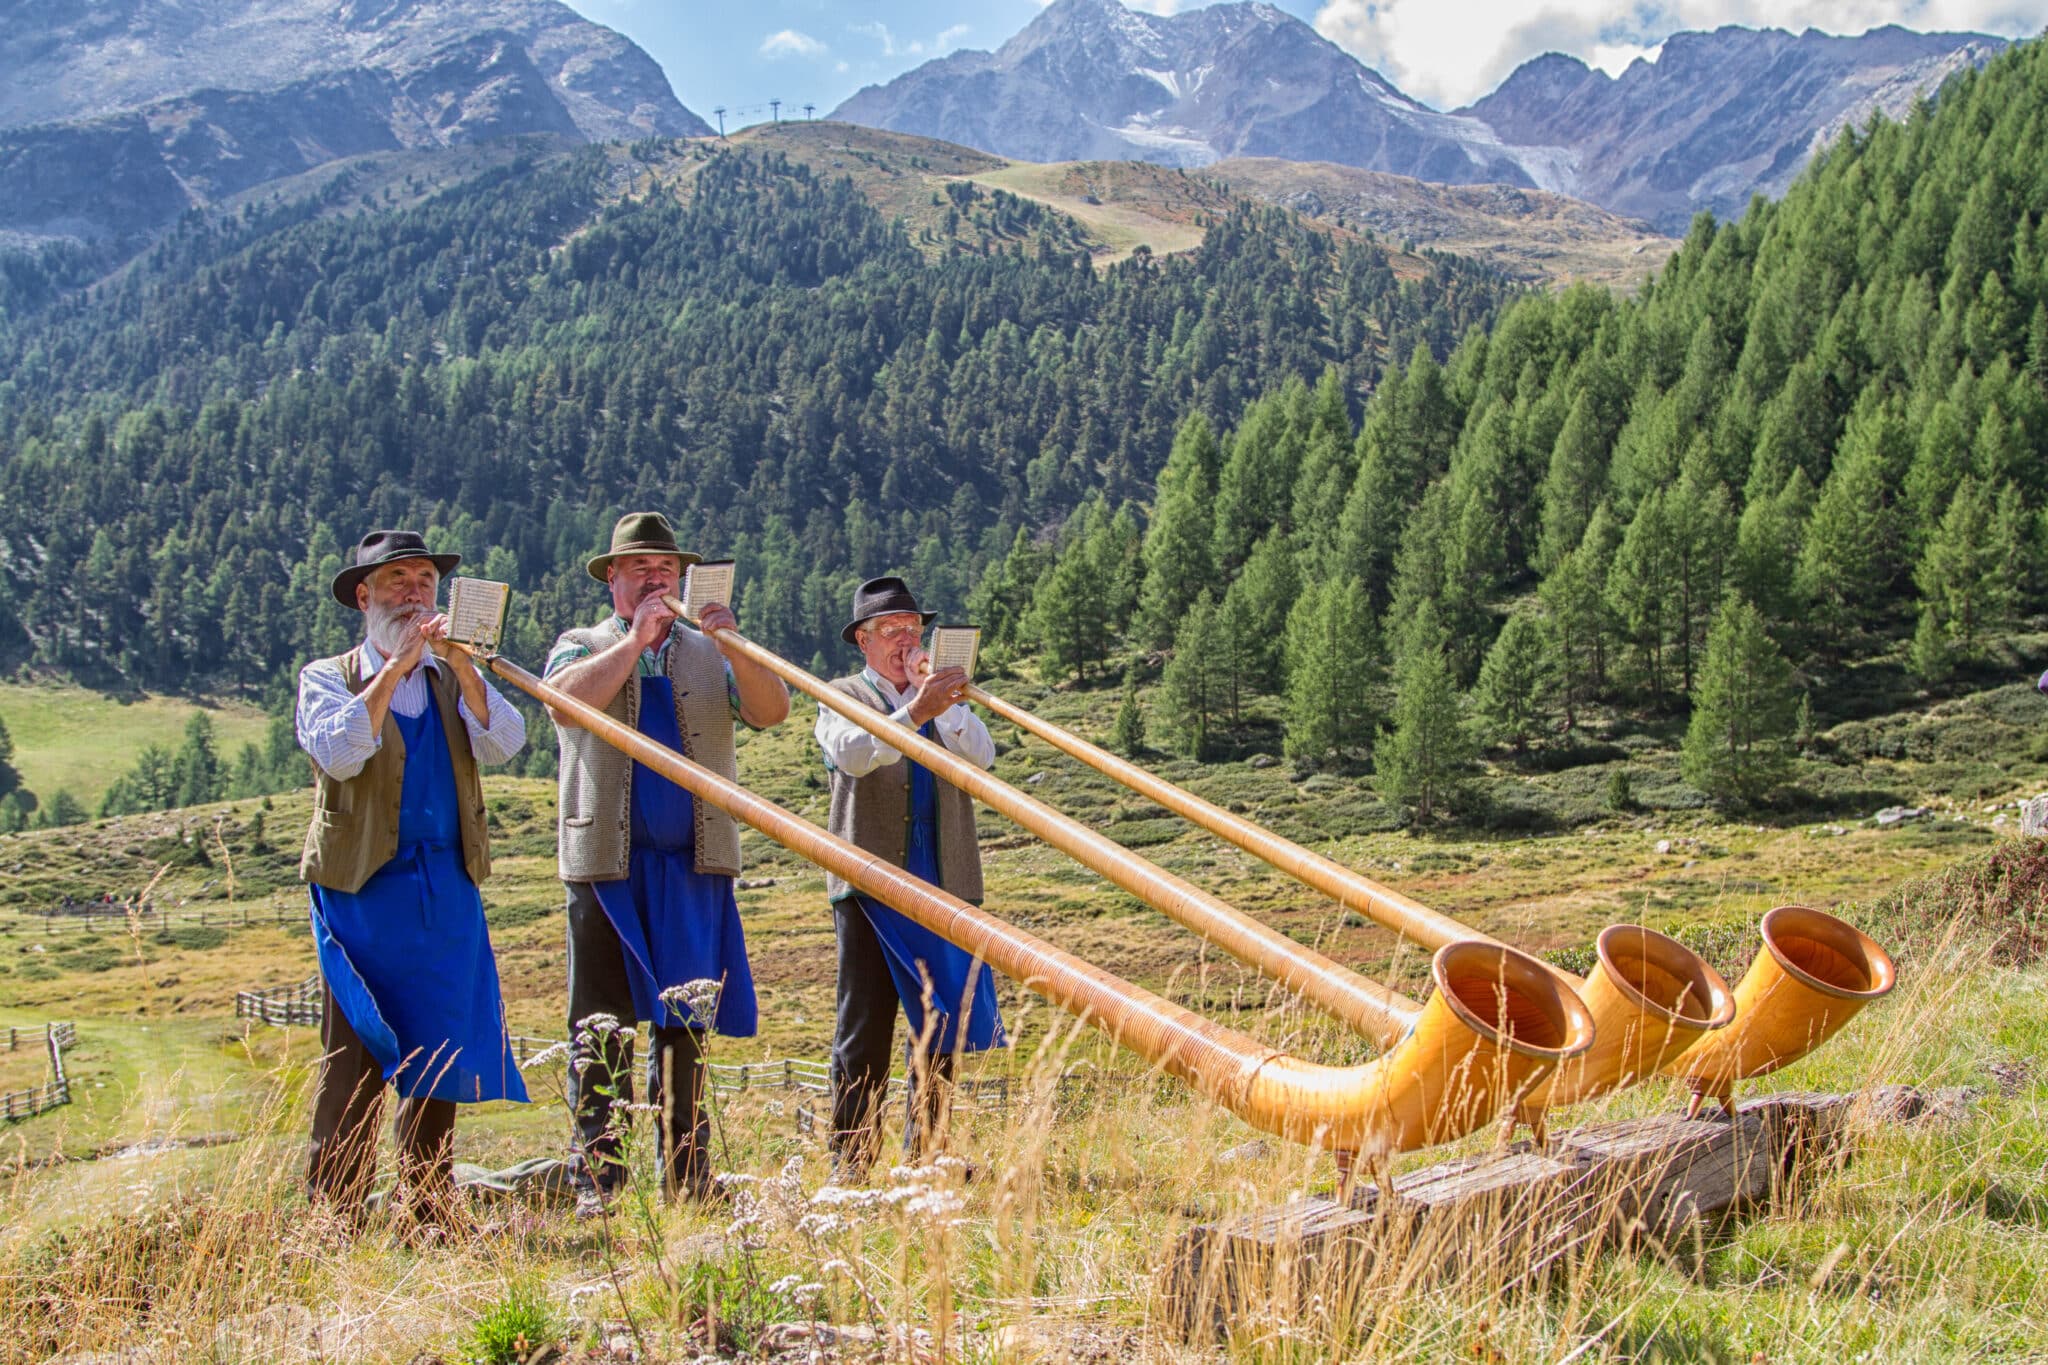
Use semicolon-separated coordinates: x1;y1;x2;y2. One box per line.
366;601;425;660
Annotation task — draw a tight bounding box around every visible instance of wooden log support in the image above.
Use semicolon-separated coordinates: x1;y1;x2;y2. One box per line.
1160;1087;1958;1341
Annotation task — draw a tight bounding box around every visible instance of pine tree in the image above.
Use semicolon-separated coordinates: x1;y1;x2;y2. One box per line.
1027;509;1115;682
1282;578;1378;765
2027;300;2048;393
1539;547;1600;733
1681;594;1797;805
1211;588;1259;724
1732;468;1814;626
0;713;19;800
1111;666;1145;756
1136;414;1219;645
1667;466;1734;697
1472;610;1551;752
35;788;87;829
1377;603;1475;819
1211;388;1305;573
1537;390;1612;572
175;713;222;809
1798;405;1899;638
1222;533;1298;691
1911;476;2018;678
1607;489;1677;698
1161;591;1224;759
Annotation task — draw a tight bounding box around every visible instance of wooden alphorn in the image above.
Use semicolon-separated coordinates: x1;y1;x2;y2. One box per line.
959;676;1892;1121
456;641;1595;1155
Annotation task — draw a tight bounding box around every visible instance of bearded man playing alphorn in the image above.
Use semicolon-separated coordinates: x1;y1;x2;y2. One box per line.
294;529;529;1231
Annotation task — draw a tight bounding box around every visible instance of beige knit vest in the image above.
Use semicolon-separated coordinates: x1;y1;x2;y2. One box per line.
553;620;741;881
822;675;983;905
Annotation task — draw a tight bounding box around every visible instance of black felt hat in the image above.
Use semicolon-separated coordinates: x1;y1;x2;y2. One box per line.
586;511;701;582
330;530;460;609
841;576;935;645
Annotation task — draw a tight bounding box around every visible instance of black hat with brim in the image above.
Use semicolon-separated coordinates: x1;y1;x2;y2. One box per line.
841;576;935;645
331;530;460;609
586;511;701;582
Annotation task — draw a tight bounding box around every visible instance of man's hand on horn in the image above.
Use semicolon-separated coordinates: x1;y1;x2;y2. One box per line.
628;591;678;651
907;664;969;726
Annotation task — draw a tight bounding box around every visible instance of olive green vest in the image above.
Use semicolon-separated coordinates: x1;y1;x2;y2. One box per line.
553;620;742;881
299;649;491;894
823;675;983;905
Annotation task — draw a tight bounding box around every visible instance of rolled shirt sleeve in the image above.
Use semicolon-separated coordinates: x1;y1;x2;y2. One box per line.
814;673;995;777
458;675;527;766
296;656;380;782
296;647;526;777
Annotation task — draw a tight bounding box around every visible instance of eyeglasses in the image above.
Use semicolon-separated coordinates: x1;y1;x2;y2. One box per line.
866;621;922;642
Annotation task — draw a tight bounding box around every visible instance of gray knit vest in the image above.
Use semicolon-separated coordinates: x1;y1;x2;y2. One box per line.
823;675;984;906
553;620;741;881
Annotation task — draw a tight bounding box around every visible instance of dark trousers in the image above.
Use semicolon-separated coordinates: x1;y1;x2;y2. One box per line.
565;881;711;1198
306;983;456;1219
829;897;957;1173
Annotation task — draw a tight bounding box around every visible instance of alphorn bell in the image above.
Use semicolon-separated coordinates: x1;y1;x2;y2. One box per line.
959;676;1894;1120
450;637;1596;1156
660;596;1574;1053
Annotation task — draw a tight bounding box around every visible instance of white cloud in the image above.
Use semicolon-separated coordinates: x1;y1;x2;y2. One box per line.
759;28;827;60
1311;0;2043;109
851;19;975;60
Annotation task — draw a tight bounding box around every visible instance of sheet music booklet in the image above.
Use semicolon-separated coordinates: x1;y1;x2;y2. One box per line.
681;559;736;622
927;625;980;681
445;578;511;652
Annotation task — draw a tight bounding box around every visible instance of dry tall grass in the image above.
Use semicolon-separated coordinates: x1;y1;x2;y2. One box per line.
2;907;2043;1362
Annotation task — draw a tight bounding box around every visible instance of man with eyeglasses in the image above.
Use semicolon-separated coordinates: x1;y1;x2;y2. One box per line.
814;576;1006;1183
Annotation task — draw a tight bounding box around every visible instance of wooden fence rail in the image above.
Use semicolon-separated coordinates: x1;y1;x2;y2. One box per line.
236;981;1126;1116
1;1021;76;1122
7;903;305;936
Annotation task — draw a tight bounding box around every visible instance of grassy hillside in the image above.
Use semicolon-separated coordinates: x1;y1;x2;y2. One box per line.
4;655;2042;1050
0;683;269;808
2;654;2045;1359
1208;156;1679;287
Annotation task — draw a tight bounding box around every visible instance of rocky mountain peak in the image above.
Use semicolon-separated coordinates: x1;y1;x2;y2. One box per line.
0;0;709;245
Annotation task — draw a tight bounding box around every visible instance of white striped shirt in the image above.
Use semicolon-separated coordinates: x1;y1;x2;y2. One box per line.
814;667;995;778
295;640;526;782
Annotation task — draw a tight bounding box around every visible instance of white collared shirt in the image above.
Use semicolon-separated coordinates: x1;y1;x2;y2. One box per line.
813;666;996;777
295;639;527;781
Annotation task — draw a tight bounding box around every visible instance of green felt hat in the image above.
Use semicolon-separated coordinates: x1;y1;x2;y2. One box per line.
586;512;700;582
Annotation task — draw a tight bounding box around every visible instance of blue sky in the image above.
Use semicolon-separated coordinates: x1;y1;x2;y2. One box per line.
561;1;1317;126
561;1;2043;120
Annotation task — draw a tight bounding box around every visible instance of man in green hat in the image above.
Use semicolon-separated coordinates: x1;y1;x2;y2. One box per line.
544;512;789;1211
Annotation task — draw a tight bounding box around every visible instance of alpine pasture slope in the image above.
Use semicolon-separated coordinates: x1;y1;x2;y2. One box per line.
1;667;2046;1360
2;25;2048;1365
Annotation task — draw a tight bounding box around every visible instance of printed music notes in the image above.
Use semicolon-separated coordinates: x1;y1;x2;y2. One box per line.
445;578;511;651
680;559;736;622
928;625;981;681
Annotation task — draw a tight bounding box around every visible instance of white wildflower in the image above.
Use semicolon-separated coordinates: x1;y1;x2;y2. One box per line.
518;1042;569;1071
659;978;723;1023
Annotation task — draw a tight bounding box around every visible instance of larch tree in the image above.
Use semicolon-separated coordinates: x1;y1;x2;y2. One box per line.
1378;602;1475;820
1682;593;1798;805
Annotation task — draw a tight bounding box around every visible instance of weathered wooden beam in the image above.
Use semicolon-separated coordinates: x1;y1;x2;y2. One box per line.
1159;1087;1962;1341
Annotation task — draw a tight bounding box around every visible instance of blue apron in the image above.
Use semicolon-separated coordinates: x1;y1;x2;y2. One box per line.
855;720;1007;1055
309;687;527;1104
590;676;758;1036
